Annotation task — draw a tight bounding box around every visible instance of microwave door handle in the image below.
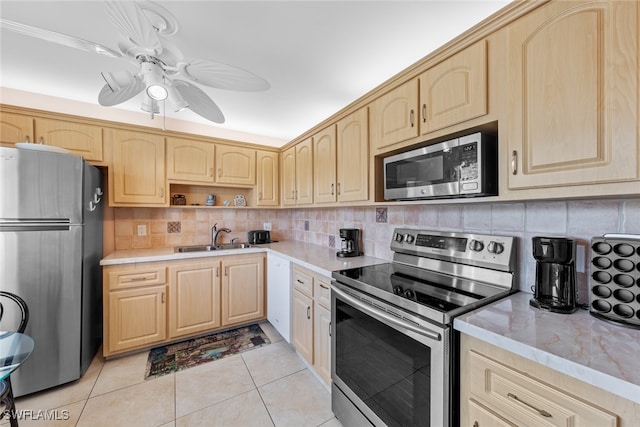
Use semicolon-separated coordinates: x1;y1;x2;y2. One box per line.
331;285;442;342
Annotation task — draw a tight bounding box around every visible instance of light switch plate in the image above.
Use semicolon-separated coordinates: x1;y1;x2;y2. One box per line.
263;222;272;231
137;224;147;236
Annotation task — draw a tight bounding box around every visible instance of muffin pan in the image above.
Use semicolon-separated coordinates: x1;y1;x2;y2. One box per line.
589;236;640;328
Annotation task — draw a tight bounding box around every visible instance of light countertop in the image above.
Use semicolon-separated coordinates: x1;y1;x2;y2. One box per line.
454;291;640;404
100;240;387;277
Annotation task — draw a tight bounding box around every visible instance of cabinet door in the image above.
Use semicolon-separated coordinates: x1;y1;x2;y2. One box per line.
221;255;265;326
215;144;256;185
506;1;638;189
370;79;419;152
0;112;33;146
295;138;314;204
256;150;279;206
108;285;167;353
35;118;103;162
108;129;166;205
292;288;313;363
166;137;215;183
313;125;337;204
419;40;488;135
313;303;331;385
337;108;369;202
281;147;296;206
168;261;221;338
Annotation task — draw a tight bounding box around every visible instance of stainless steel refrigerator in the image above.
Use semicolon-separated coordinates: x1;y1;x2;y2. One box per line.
0;146;104;397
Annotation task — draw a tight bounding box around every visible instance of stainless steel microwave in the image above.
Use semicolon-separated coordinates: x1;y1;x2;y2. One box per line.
383;132;497;200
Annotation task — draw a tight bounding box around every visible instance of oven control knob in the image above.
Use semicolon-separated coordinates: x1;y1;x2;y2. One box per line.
403;289;415;299
404;234;415;244
469;239;484;252
488;241;504;254
394;233;404;242
393;286;404;295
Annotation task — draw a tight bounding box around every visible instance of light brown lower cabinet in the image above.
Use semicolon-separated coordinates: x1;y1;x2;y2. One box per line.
103;253;265;357
168;261;221;338
291;264;332;385
460;333;639;427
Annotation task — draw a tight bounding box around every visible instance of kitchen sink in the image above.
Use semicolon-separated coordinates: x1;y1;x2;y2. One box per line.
174;242;252;253
216;242;252;250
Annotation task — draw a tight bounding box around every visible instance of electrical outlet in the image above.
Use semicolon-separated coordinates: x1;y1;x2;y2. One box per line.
137;224;147;236
263;222;272;231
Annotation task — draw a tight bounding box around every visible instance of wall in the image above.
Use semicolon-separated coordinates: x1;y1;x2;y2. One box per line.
113;197;640;301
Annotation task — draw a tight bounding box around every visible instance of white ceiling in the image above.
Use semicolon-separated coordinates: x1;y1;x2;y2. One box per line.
0;1;511;146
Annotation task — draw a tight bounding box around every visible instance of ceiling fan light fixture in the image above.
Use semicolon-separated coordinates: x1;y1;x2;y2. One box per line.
146;83;168;100
141;96;160;114
167;85;188;112
141;61;168;100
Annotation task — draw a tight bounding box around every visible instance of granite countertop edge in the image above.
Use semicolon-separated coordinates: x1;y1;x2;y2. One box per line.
454;292;640;405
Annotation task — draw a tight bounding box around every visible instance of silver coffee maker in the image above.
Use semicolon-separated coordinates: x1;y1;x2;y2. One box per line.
530;236;578;313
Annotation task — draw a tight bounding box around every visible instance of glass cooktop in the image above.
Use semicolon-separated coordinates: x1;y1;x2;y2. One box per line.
332;262;507;323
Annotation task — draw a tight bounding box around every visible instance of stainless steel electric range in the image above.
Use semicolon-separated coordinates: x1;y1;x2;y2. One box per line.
331;228;517;427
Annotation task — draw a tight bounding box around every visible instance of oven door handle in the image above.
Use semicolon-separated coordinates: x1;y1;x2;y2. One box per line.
332;285;442;342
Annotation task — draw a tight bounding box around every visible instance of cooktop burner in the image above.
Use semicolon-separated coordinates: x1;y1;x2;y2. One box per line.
332;228;517;326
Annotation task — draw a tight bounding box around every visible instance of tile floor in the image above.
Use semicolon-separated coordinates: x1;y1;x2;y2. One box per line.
8;322;343;427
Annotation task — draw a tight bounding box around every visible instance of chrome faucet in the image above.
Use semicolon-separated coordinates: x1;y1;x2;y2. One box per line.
211;223;232;246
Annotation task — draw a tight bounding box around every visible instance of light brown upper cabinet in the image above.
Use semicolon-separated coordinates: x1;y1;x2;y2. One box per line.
0;112;33;146
369;79;419;153
336;108;369;202
281;138;313;206
215;144;256;185
107;128;167;206
0;112;103;162
419;40;488;135
313;125;337;204
166;137;215;183
506;0;638;190
256;150;279;206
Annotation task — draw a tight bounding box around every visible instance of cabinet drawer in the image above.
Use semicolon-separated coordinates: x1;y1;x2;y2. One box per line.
314;277;331;309
293;267;313;297
108;267;167;290
469;350;617;427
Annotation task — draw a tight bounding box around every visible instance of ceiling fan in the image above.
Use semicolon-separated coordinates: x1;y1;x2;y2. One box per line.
0;1;270;124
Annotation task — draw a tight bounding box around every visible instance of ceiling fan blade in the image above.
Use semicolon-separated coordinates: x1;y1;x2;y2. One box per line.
177;58;270;92
0;18;121;58
98;74;145;106
106;1;162;56
173;80;225;123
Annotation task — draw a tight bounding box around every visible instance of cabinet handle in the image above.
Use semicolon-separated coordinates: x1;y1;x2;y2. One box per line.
38;136;44;145
159;187;164;198
215;267;219;277
217;168;222;178
331;183;334;195
507;393;552;418
329;321;331;337
294;190;298;200
24;135;31;143
409;109;415;128
307;306;311;319
320;283;329;289
225;266;229;276
511;151;518;175
161;292;165;303
126;277;147;282
296;279;305;284
258;192;263;200
473;422;478;427
209;167;213;177
422;103;427;123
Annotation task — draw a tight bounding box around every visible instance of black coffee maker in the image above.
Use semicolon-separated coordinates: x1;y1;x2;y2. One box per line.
337;228;361;257
530;236;578;313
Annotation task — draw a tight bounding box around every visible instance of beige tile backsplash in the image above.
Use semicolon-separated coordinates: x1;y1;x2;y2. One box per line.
112;198;640;295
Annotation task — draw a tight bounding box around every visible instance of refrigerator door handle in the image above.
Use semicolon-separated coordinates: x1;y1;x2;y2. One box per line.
0;220;70;232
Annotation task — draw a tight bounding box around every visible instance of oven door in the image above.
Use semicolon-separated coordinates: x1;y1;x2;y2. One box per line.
331;283;449;427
